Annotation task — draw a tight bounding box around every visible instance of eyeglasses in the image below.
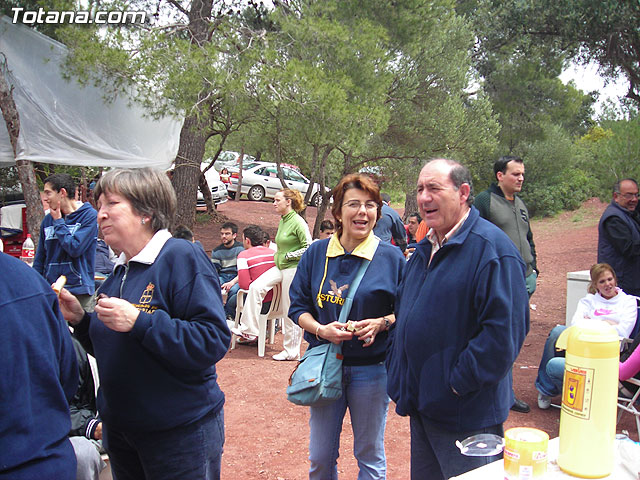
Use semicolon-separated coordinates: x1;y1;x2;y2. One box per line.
619;192;639;200
342;200;378;210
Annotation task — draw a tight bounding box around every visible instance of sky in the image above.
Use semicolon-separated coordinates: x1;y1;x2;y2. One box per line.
559;61;629;115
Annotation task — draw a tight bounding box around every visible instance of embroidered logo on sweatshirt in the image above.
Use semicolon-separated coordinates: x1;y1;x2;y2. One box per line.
139;283;154;304
316;279;348;307
328;280;349;297
593;308;613;316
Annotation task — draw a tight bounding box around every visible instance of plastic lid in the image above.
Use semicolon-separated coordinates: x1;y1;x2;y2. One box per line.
456;434;504;456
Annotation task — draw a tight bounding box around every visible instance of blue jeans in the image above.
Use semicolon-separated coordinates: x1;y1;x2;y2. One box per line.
409;414;503;479
219;272;239;317
103;408;224;480
535;325;566;397
308;362;389;480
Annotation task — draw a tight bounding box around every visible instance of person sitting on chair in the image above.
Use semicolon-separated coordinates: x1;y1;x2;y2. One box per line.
230;225;276;344
535;263;637;409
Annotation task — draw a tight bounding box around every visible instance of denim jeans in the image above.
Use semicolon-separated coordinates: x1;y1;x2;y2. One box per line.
219;272;240;317
535;325;566;397
103;408;224;480
409;414;503;479
308;362;389;480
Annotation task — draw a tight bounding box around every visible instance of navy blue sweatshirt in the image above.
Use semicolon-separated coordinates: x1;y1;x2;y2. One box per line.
74;231;230;432
289;233;405;365
0;253;78;479
33;201;98;295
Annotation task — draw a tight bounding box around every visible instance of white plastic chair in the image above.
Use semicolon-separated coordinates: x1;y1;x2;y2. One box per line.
617;377;640;439
230;283;283;357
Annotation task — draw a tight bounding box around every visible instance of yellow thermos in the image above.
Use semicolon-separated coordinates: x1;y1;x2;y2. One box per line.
555;321;620;478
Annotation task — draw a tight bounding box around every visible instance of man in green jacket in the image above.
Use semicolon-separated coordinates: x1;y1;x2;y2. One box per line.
475;155;538;414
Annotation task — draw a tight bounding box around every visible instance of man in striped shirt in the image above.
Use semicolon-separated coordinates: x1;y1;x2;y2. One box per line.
231;225;277;343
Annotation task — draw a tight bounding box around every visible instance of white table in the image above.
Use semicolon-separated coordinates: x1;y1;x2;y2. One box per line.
451;437;637;479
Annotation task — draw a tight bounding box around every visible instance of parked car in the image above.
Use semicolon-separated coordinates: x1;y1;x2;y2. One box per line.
212;151;256;172
227;161;329;207
197;164;228;207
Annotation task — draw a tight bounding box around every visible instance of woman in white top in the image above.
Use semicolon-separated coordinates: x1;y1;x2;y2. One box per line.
535;263;638;409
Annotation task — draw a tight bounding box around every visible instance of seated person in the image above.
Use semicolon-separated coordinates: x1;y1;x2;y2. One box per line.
211;222;244;319
230;225;276;344
69;337;106;480
535;263;638;409
94;238;116;289
172;224;204;250
316;219;335;240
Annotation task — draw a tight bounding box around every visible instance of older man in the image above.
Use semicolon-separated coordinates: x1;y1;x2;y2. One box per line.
598;178;640;297
387;159;530;479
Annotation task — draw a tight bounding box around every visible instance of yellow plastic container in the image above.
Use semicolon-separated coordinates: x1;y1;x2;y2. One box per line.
503;427;549;479
556;322;620;478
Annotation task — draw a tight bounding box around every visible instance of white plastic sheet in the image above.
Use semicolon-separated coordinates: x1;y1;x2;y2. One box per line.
0;16;182;169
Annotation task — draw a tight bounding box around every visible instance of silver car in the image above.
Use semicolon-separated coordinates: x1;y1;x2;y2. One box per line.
197;164;228;207
227;161;328;206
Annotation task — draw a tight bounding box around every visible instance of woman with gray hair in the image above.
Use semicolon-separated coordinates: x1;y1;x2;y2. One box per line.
59;168;230;480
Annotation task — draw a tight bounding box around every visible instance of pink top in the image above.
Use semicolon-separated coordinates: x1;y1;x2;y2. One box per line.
620;346;640;381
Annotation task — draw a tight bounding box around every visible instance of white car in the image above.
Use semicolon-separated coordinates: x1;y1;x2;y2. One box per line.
197;164;228;207
227;161;329;207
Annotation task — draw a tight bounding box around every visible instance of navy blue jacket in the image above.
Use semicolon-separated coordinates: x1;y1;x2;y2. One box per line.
373;204;407;252
33;202;98;295
0;253;78;479
74;232;230;432
598;201;640;296
386;207;529;431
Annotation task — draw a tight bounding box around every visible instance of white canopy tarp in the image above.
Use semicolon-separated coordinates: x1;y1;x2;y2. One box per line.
0;16;182;169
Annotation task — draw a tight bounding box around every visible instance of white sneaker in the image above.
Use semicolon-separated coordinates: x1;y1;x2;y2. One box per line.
230;326;243;337
272;351;299;361
537;393;551;410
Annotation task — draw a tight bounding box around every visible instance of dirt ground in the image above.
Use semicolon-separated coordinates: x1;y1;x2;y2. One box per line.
192;197;637;480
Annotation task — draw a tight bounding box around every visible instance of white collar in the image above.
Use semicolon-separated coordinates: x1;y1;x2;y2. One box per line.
115;229;172;266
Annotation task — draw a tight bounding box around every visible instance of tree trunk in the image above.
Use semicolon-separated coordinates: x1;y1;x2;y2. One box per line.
403;162;419;221
311;146;333;238
235;147;245;202
0;65;44;243
198;171;215;213
172;115;208;229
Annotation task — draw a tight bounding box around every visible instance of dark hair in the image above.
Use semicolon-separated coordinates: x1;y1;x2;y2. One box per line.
424;159;475;206
613;178;638;194
381;193;391;204
44;173;76;199
221;222;238;234
407;212;421;222
493;156;523;180
173;225;194;242
243;224;264;247
587;263;617;295
320;219;335;232
450;161;475;206
261;230;271;246
95;168;176;232
331;173;382;236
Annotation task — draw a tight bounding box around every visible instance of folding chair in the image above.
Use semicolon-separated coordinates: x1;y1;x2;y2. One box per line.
616;296;640;437
617;377;640;439
230;283;283;357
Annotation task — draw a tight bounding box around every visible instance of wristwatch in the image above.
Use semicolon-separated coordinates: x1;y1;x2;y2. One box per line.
383;316;391;330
